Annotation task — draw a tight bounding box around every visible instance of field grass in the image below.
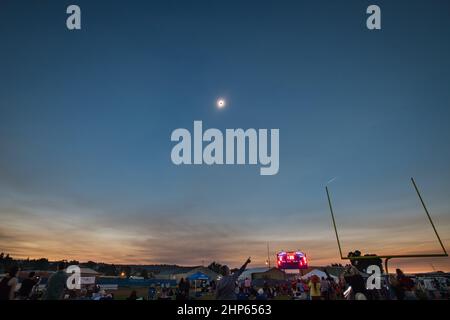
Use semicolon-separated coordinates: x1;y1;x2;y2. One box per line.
110;287;294;300
113;287;149;300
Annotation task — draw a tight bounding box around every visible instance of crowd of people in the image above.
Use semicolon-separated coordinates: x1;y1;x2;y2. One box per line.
1;260;449;301
229;266;449;300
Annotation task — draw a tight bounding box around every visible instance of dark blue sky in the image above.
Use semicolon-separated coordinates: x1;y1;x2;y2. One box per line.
0;0;449;271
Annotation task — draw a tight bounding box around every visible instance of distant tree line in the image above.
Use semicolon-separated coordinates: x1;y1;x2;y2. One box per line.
0;253;118;276
207;261;230;276
1;253;229;278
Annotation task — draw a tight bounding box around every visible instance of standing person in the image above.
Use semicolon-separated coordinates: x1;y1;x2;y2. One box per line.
320;277;329;300
148;285;156;300
295;279;305;299
396;269;417;300
0;265;19;300
295;279;303;292
328;278;338;300
184;279;191;299
244;277;251;294
303;281;310;300
343;265;366;300
177;278;187;300
43;262;67;300
389;274;401;300
216;257;251;300
394;269;406;300
308;275;321;300
18;272;39;300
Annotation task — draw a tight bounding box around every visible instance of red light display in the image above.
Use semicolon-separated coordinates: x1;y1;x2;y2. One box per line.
276;251;308;270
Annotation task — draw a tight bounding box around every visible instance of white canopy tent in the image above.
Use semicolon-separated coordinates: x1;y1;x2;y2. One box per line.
300;269;339;282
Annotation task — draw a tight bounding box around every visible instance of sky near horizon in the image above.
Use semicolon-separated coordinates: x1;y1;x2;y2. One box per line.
0;0;449;273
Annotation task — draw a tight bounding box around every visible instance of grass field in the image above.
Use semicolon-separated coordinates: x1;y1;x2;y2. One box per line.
112;286;293;300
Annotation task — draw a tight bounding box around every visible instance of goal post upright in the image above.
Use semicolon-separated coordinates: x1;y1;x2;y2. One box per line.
411;177;448;256
326;185;344;260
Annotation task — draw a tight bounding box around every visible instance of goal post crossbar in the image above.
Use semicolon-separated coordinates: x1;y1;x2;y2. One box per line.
325;178;448;273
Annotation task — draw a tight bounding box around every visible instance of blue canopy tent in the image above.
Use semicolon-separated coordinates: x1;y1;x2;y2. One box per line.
187;272;210;281
187;272;210;296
